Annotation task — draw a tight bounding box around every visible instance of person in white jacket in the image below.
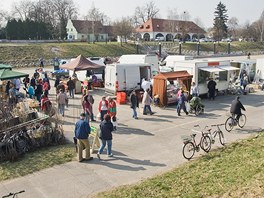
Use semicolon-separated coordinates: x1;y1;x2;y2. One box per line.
142;88;154;115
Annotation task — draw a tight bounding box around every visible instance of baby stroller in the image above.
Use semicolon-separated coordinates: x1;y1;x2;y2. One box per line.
189;96;204;116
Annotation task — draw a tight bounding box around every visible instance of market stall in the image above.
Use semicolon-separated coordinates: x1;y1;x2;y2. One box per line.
60;55;105;90
152;71;193;106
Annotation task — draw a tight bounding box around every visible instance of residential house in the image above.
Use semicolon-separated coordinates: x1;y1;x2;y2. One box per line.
135;18;206;41
66;19;114;42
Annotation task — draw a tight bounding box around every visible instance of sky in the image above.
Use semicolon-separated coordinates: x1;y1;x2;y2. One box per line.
0;0;263;28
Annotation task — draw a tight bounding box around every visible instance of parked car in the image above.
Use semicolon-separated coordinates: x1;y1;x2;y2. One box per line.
221;38;232;42
51;69;69;79
155;36;165;41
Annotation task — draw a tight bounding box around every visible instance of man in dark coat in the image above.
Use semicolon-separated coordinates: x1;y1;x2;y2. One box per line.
230;96;246;120
129;90;139;119
74;113;93;162
67;77;75;98
207;78;217;100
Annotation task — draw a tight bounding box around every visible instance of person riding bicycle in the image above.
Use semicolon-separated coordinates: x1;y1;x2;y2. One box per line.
190;96;204;112
230;96;246;121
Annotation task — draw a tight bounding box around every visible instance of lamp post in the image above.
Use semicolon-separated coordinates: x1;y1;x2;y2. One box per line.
227;41;231;54
213;41;216;54
159;42;161;57
179;42;182;55
136;42;139;54
197;41;200;56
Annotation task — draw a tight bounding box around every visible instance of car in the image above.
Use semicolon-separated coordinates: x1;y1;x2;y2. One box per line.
155;36;165;41
51;69;69;79
221;38;232;42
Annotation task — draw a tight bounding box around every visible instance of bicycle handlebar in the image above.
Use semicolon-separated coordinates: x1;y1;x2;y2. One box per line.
2;190;25;198
211;124;225;127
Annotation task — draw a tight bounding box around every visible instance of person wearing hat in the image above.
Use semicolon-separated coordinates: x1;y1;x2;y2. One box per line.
230;96;246;121
74;113;93;162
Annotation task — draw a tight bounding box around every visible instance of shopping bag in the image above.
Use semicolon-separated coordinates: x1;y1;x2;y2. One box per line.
185;102;190;112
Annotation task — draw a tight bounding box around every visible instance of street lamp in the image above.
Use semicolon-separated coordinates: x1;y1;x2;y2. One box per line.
136;42;139;54
213;41;216;54
179;42;182;55
227;41;231;54
197;41;200;56
159;42;161;57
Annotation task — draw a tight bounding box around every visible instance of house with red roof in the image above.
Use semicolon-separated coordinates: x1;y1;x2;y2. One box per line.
135;18;206;41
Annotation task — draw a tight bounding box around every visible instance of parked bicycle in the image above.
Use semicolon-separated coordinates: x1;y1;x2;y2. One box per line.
225;113;246;132
182;125;212;160
208;124;225;145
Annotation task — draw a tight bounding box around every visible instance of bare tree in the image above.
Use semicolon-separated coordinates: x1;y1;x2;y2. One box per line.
11;0;35;21
179;11;191;41
254;10;264;42
113;17;134;46
52;0;78;39
84;4;108;42
134;1;159;25
228;17;239;39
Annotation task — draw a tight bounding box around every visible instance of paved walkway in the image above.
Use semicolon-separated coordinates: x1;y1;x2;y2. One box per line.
1;67;263;198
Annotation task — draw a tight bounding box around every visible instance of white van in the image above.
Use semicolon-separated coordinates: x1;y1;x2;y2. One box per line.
118;54;159;75
105;63;152;94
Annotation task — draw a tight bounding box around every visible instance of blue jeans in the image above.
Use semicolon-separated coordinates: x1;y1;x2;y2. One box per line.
132;107;137;118
98;139;112;155
69;89;74;98
143;105;152;114
100;110;108;121
58;104;65;116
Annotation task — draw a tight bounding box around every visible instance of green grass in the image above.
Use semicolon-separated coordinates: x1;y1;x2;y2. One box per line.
93;132;264;198
0;143;76;181
0;42;137;62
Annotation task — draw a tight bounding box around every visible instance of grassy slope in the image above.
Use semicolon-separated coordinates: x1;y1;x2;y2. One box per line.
0;42;137;62
94;132;264;198
0;42;263;63
0;143;75;181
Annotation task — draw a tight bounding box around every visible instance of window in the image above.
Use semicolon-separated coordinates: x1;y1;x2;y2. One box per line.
219;71;227;81
101;35;104;40
198;70;210;84
66;28;69;32
71;28;73;31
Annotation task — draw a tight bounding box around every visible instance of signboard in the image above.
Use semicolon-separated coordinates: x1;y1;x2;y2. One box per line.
88;126;100;153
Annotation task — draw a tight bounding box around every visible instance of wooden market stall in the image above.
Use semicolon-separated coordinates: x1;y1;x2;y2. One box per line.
152;71;193;106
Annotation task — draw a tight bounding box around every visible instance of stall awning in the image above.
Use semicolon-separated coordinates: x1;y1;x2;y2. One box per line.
199;67;224;72
218;66;240;71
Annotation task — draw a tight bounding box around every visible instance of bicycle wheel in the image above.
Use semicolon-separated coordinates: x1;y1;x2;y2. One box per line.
225;117;234;132
218;131;225;145
195;106;202;116
182;142;195;160
200;135;211;153
238;114;246;128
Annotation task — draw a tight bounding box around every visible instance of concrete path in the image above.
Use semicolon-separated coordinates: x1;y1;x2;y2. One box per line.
1;62;263;198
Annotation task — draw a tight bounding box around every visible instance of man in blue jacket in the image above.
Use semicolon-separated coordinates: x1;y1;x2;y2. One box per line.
75;113;93;162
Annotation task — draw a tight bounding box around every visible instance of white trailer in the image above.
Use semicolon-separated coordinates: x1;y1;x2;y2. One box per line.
173;59;239;95
164;55;193;68
118;54;159;75
256;58;264;80
105;63;152;94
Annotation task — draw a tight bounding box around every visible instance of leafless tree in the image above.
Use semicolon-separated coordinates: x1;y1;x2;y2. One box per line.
254;10;264;42
11;0;34;21
179;11;191;41
84;4;108;42
113;17;134;46
134;1;159;25
228;17;239;39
